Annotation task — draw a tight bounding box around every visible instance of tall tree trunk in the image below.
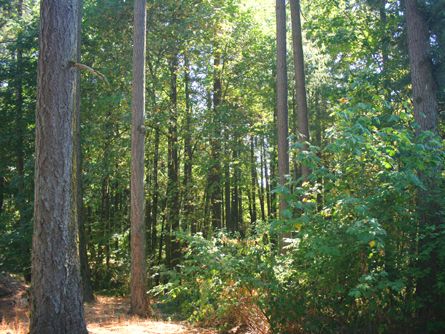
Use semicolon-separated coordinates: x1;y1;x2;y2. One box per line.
289;0;310;179
183;54;194;234
250;136;257;226
166;54;180;268
130;0;148;317
224;161;231;231
259;138;266;221
405;0;441;327
76;0;94;303
263;137;272;218
31;1;87;332
151;128;160;254
15;0;25;226
208;48;223;230
276;0;289;218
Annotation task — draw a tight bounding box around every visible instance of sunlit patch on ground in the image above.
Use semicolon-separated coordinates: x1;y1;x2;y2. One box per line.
0;281;216;334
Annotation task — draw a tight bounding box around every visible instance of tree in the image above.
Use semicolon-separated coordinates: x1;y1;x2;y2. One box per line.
289;0;310;179
30;0;87;332
76;0;94;303
276;0;289;216
405;0;442;327
130;0;149;317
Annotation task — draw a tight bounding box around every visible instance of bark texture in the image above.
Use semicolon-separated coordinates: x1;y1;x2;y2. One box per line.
31;1;87;333
405;0;438;134
276;0;289;216
289;0;310;179
405;0;441;327
130;0;149;317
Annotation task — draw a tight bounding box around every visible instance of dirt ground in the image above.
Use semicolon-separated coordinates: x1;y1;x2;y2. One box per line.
0;274;217;334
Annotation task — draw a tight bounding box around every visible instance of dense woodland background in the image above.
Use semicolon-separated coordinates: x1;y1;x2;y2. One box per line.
1;0;445;333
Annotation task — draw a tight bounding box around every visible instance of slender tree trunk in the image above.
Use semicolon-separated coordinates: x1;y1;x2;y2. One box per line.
166;54;180;268
15;0;26;227
151;128;160;252
75;0;94;303
31;1;87;332
183;54;194;235
208;48;223;230
261;137;271;218
290;0;310;179
130;0;148;317
224;161;231;230
276;0;289;217
250;136;257;226
259;138;266;221
405;0;441;326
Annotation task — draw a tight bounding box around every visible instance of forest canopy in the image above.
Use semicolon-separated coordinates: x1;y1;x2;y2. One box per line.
0;0;444;333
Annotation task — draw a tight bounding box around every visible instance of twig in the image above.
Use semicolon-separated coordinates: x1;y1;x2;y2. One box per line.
70;61;110;85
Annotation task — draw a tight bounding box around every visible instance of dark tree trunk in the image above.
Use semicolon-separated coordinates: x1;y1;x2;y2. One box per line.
290;0;310;179
259;138;266;221
166;54;180;268
405;0;442;327
183;54;194;235
224;161;231;230
151;128;160;253
31;1;87;332
250;136;257;226
15;0;26;228
208;48;223;230
230;148;239;233
263;137;271;218
276;0;289;219
130;0;148;317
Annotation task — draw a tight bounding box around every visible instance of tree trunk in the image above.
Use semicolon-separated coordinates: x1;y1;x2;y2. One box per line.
276;0;289;217
289;0;310;179
31;1;87;332
405;0;441;327
130;0;148;317
183;54;194;235
15;0;26;228
151;128;160;255
250;136;257;226
259;138;266;221
208;48;223;231
166;54;180;268
75;0;94;303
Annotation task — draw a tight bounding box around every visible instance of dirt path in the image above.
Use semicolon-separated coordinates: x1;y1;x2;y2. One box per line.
0;275;216;334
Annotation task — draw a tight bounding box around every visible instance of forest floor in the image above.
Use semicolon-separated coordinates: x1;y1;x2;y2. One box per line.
0;274;218;334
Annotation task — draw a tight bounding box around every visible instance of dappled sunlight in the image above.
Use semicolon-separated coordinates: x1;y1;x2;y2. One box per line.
0;293;216;334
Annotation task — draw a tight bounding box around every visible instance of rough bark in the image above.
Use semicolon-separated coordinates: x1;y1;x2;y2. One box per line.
31;1;87;333
405;0;438;134
276;0;289;217
130;0;148;317
405;0;441;327
289;0;310;179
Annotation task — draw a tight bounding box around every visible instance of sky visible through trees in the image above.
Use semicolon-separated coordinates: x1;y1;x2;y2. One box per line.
0;0;444;333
